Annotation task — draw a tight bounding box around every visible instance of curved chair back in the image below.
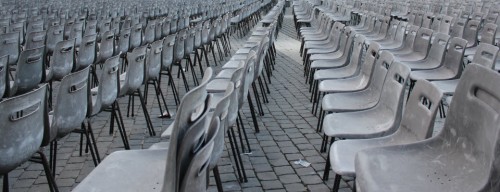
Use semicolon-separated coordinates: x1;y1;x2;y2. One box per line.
478;23;497;45
450;18;466;38
120;45;147;96
53;65;90;139
0;32;20;66
0;84;47;175
163;67;213;192
97;30;115;63
143;20;156;45
184;28;195;56
438;64;500;191
439;15;452;34
179;118;218;192
237;52;257;110
431;15;443;32
90;55;120;116
194;22;203;48
25;30;46;50
162;34;176;70
174;29;187;62
372;61;410;135
10;22;25;45
10;46;45;96
170;18;178;33
426;33;450;65
358;41;381;84
463;19;480;47
441;37;467;79
201;20;210;45
69;22;84;47
117;28;131;55
342;34;365;75
46;25;64;55
366;51;394;95
392;22;407;44
412;27;432;55
75;34;97;71
129;23;142;51
84;20;97;36
51;39;75;80
155;20;162;41
385;20;400;41
470;43;499;69
161;19;171;37
209;83;234;169
227;66;245;126
146;39;163;81
0;56;7;99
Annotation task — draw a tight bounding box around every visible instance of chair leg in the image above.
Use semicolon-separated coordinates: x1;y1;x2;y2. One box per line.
178;61;190;92
153;80;171;118
213;166;224;192
322;138;335;180
114;101;130;149
137;90;156;136
3;173;9;192
247;94;260;133
50;140;57;177
227;128;245;183
332;174;342;192
81;122;99;166
228;126;248;182
252;83;264;116
37;150;59;192
237;112;252;153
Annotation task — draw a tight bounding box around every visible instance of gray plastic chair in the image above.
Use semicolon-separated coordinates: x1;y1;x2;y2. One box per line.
69;22;83;47
329;79;443;192
46;25;64;55
0;32;20;66
463;19;480;48
73;67;214;192
403;33;450;71
96;31;114;64
464;23;497;56
318;50;394;133
119;45;155;136
0;84;58;192
377;21;407;49
410;37;467;81
384;25;420;55
129;23;142;51
393;27;432;62
50;39;75;80
313;41;380;114
159;34;180;105
10;22;25;46
321;61;410;180
8;46;45;97
431;43;499;96
449;18;466;38
25;30;46;50
144;20;156;45
75;34;97;71
116;28;131;55
0;56;7;99
144;39;171;118
355;64;500;192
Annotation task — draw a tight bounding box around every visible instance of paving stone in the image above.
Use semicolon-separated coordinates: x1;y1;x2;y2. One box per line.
279;174;301;184
261;180;284;190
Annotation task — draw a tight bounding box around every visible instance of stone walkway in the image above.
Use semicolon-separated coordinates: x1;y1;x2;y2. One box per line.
1;5;446;192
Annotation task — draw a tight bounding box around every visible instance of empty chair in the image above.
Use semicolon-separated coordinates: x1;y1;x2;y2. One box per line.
355;64;500;192
321;61;410;180
96;31;114;64
46;25;64;55
402;33;450;71
144;39;171;118
464;23;497;56
25;30;47;50
393;27;432;62
75;34;97;71
328;79;443;192
8;46;45;96
50;39;75;80
116;28;131;55
129;23;142;50
143;20;156;45
73;68;214;192
0;85;58;192
463;19;480;48
159;34;180;105
0;32;20;66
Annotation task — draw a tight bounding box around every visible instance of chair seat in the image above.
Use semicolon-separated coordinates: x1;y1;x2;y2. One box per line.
307;44;339;55
160;123;174;138
464;46;477;56
207;79;231;92
431;79;460;95
355;144;485;192
148;142;170;150
310;58;347;70
395;52;426;62
403;58;441;71
323;108;396;138
313;66;355;81
72;149;167;192
318;75;369;93
222;60;243;69
309;49;343;60
410;68;456;81
321;91;378;112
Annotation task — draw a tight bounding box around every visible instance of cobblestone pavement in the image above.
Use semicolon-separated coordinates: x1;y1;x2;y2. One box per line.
1;6;446;192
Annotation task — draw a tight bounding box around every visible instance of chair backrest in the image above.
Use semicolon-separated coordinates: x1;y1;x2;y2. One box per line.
10;22;25;45
470;43;499;69
393;22;408;43
129;23;142;51
366;50;394;96
75;34;97;71
359;41;381;81
53;65;90;139
238;51;257;110
194;23;203;48
97;30;115;63
174;29;187;62
463;19;480;47
437;64;500;191
385;20;400;41
163;67;213;192
84;20;97;36
143;20;156;45
412;27;432;55
439;15;453;34
441;37;467;78
393;79;443;140
25;30;46;50
0;84;47;175
89;55;120;116
450;18;466;38
51;39;75;80
179;117;217;192
120;45;147;95
0;56;7;99
10;46;45;96
162;19;171;37
431;14;443;31
479;23;497;45
0;32;20;66
69;22;84;47
162;34;176;70
421;13;433;29
209;83;234;169
184;28;195;55
372;61;410;135
46;24;64;54
201;20;210;45
343;34;365;75
146;39;163;81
